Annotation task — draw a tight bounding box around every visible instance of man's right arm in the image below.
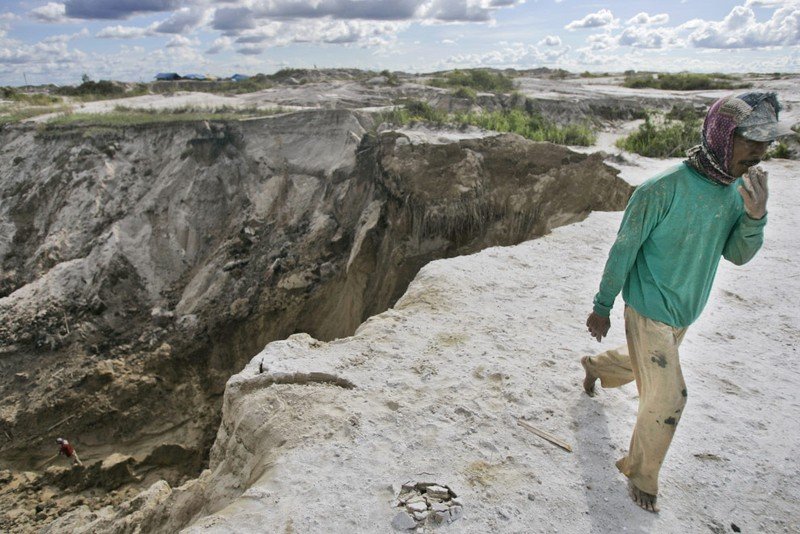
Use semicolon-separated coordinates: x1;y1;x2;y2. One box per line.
588;181;669;338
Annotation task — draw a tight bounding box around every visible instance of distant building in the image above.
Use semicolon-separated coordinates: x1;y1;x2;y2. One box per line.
155;72;181;81
231;74;250;82
183;74;207;81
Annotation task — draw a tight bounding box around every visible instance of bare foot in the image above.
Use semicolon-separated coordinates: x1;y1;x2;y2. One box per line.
627;480;659;513
580;356;597;397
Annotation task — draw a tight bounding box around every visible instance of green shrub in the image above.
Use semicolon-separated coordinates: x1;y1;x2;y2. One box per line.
54;80;149;101
380;69;401;86
428;69;515;93
385;100;448;125
665;104;705;123
2;87;62;105
622;73;751;91
616;112;701;157
453;109;595;146
765;142;791;160
452;87;477;102
381;101;596;146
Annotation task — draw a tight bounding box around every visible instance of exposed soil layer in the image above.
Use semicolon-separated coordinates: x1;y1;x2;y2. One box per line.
0;109;631;532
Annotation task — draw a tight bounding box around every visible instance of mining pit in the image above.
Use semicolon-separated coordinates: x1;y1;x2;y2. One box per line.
0;99;636;531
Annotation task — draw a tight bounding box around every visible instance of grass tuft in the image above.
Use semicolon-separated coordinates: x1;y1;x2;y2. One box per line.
615;112;701;158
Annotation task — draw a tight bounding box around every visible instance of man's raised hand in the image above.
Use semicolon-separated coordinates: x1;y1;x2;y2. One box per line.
586;312;611;342
739;166;768;220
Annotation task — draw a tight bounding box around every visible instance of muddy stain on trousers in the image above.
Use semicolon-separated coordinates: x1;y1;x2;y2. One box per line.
584;306;689;495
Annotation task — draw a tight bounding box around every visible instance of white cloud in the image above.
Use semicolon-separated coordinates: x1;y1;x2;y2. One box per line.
237;45;264;55
211;0;524;33
42;28;90;43
585;33;617;51
626;12;669;26
744;0;799;7
225;18;407;51
538;35;561;46
441;38;456;44
440;40;571;69
206;36;233;54
0;39;85;67
96;24;157;39
30;2;72;23
232;22;283;44
565;9;617;31
688;5;800;48
166;34;200;48
0;13;18;21
154;7;210;34
617;26;677;49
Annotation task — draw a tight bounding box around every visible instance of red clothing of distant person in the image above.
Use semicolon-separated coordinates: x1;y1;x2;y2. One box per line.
56;438;82;466
59;440;75;458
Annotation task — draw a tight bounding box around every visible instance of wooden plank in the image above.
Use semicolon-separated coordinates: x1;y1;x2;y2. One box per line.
515;417;572;453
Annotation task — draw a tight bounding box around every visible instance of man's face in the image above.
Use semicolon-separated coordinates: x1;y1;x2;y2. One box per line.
730;134;771;178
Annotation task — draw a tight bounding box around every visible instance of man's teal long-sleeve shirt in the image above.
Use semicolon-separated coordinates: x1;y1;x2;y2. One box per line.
593;163;766;328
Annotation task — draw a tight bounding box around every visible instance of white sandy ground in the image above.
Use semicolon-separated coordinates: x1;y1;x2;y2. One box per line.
164;155;799;534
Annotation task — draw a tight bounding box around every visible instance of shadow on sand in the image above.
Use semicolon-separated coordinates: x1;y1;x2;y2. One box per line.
571;392;657;533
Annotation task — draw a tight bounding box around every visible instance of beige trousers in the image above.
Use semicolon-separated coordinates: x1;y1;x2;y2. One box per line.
584;306;689;495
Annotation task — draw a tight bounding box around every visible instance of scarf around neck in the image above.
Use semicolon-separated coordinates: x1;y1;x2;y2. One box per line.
685;92;780;186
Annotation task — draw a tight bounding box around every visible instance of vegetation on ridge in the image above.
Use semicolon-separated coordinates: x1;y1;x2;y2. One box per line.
622;72;752;91
428;69;516;93
43;105;288;127
383;100;597;146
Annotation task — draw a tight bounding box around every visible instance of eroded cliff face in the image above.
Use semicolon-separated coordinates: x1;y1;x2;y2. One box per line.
0;110;631;531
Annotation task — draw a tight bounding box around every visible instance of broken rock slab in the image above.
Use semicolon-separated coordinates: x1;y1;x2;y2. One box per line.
392;481;463;530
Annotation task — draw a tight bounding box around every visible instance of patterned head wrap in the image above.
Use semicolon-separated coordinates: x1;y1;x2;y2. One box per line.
685;92;782;186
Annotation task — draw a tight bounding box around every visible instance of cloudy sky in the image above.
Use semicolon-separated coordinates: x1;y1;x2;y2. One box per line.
1;0;798;86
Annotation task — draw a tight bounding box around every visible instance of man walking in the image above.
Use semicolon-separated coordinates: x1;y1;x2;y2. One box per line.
56;437;82;466
581;92;792;512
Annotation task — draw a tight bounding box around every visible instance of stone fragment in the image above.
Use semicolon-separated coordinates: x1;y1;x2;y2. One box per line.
430;510;449;525
391;511;417;531
413;511;429;521
430;502;449;513
150;307;174;327
426;485;450;500
406;494;425;505
407;501;427;513
449;505;463;522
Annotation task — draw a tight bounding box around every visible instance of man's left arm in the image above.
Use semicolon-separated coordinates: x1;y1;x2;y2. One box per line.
723;167;768;266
